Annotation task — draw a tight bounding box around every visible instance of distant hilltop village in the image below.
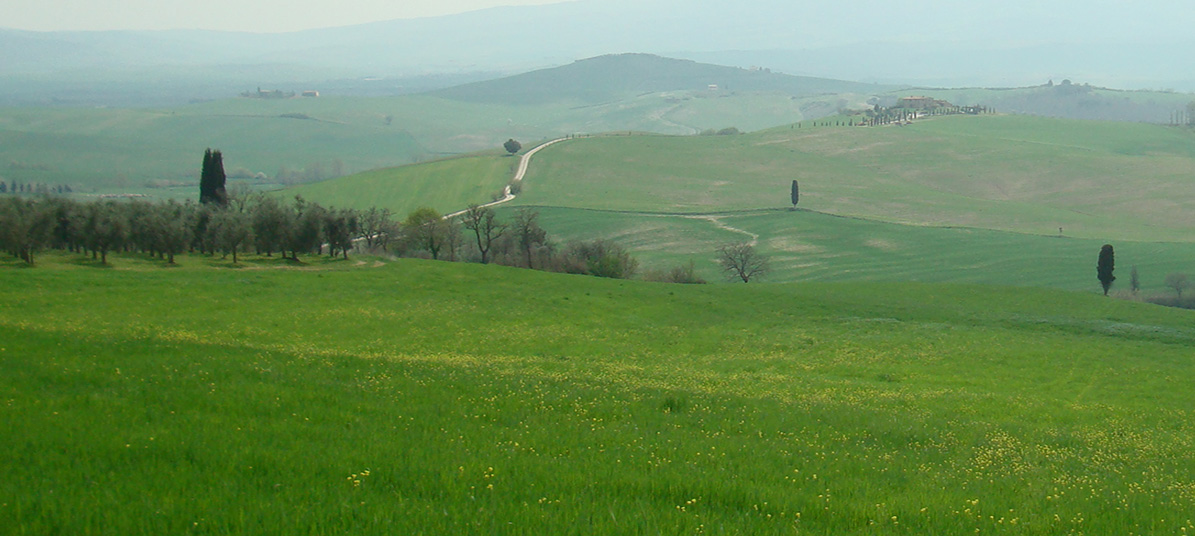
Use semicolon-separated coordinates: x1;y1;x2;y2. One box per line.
896;96;951;109
240;88;320;99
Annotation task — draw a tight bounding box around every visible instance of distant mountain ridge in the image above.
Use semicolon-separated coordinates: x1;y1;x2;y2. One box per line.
432;54;890;105
2;0;1193;106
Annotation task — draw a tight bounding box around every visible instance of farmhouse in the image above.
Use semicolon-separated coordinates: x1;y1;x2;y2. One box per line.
302;90;320;98
897;96;952;110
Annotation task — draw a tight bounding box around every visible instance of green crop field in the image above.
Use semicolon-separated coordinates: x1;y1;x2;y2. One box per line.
0;102;423;195
0;89;834;195
514;116;1195;243
283;152;518;216
4;255;1195;534
275;114;1195;291
513;206;1195;292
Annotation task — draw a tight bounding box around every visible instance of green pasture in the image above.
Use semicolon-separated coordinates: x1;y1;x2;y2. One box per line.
284;153;518;216
0;102;423;194
0;90;824;193
515;205;1195;292
3;256;1195;534
514;115;1195;242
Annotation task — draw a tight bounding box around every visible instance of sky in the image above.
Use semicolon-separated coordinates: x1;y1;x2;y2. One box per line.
0;0;572;32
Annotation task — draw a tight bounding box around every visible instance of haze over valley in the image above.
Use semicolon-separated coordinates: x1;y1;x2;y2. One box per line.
5;1;1195;534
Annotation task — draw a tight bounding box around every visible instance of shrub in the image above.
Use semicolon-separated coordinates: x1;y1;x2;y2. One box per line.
643;261;707;284
560;239;638;279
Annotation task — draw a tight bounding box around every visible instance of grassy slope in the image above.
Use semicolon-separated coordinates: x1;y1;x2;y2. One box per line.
517;206;1195;292
0;101;423;193
3;256;1195;534
283;152;518;216
281;114;1195;291
515;115;1195;242
0;89;834;194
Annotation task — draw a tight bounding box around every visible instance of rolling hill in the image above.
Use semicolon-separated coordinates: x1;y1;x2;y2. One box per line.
513;115;1195;241
0;55;878;193
889;83;1195;124
291;113;1195;291
432;53;888;105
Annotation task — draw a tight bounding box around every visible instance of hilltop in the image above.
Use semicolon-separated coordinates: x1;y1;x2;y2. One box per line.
893;83;1195;124
432;53;888;105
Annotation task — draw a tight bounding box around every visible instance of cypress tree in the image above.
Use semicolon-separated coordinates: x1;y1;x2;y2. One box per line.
790;180;799;208
1097;244;1116;296
199;149;213;203
199;148;228;206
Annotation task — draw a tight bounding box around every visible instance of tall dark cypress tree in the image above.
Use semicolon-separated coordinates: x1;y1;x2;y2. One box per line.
199;149;214;204
199;148;228;206
1097;244;1116;296
790;180;799;208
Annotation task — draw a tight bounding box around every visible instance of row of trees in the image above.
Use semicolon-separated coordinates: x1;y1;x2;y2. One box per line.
0;193;652;278
0;194;367;265
2;192;772;284
1167;102;1195;127
1100;247;1195;309
1;180;74;196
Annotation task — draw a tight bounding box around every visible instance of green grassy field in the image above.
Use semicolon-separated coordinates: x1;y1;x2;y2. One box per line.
0;102;423;195
4;255;1195;534
514;116;1195;243
283;152;518;216
514;206;1195;292
0;90;830;195
269;114;1195;291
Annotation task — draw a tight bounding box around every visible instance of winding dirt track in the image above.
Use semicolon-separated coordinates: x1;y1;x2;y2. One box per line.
444;138;568;219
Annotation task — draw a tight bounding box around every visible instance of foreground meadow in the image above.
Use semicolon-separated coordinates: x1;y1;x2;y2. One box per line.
3;255;1195;534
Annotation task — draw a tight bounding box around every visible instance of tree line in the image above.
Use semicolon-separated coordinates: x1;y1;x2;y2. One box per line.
2;146;779;283
0;180;74;195
2;191;764;284
0;193;671;279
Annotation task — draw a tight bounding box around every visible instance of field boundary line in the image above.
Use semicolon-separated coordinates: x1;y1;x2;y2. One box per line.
511;204;1195;244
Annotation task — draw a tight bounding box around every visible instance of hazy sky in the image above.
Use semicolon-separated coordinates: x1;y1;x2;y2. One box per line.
0;0;573;32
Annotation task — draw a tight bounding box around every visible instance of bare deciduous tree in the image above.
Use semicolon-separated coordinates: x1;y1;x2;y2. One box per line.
513;208;548;269
1165;272;1189;299
717;242;769;283
462;204;506;264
